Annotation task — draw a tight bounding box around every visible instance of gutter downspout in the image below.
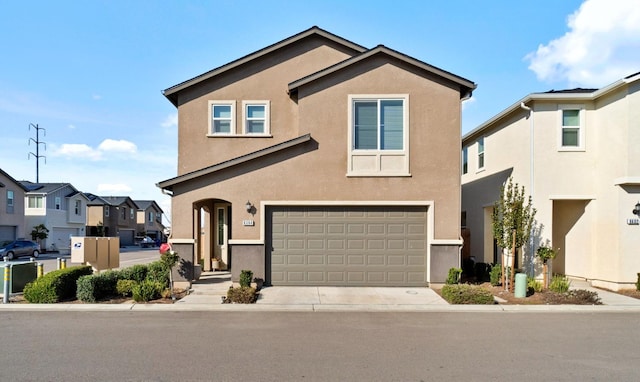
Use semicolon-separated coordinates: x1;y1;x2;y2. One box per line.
520;102;536;275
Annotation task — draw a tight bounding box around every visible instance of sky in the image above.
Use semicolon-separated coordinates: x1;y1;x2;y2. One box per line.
1;0;639;226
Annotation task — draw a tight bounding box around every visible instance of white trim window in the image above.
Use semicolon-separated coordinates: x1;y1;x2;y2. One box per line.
55;196;61;210
75;200;81;215
348;95;409;176
558;105;585;151
28;196;43;209
130;208;135;220
6;190;14;214
477;137;485;170
242;101;270;135
462;147;468;175
208;101;235;135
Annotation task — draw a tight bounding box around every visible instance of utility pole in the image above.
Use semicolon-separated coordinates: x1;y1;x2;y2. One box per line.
28;123;46;183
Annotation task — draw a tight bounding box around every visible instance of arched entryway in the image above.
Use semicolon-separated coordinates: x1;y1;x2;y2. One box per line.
194;199;231;272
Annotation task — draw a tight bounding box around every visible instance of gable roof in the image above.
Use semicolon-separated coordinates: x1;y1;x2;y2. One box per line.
100;196;139;209
19;181;78;196
134;200;164;213
0;168;29;191
463;71;640;144
163;26;367;106
288;45;476;99
157;133;312;193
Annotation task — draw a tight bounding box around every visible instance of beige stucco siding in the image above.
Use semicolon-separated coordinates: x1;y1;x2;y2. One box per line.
175;39;356;175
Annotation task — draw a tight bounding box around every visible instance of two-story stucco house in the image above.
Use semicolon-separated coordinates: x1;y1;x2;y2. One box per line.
85;194;139;246
461;72;640;291
20;182;90;254
158;27;476;287
134;200;166;242
0;168;28;242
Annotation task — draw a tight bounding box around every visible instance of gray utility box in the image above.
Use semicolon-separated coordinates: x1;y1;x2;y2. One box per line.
1;261;38;294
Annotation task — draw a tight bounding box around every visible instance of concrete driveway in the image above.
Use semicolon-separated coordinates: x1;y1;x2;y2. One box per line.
257;286;448;305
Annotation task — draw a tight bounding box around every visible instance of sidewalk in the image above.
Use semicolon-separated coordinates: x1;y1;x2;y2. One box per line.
2;271;640;312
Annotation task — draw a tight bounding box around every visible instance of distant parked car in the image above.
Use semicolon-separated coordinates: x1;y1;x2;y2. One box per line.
138;236;155;248
0;239;40;260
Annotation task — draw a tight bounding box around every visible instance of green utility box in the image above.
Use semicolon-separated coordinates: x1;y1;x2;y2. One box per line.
0;261;38;294
514;273;527;298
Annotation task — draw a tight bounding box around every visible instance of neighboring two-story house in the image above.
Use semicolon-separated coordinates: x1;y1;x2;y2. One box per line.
158;27;476;287
462;72;640;291
134;200;165;242
85;194;139;246
20;182;90;254
0;168;28;242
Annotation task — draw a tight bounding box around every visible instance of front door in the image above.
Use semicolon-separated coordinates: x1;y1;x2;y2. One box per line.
214;205;229;270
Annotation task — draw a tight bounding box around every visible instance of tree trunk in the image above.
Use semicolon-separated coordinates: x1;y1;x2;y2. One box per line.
510;229;516;292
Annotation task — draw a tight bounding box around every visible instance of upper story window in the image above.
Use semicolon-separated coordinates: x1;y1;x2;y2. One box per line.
477;137;485;170
75;200;81;215
243;101;270;135
559;105;585;151
348;95;409;176
55;197;61;210
148;211;154;223
121;207;127;220
130;208;135;220
209;101;235;135
28;196;43;209
462;147;468;175
6;190;14;214
105;205;110;217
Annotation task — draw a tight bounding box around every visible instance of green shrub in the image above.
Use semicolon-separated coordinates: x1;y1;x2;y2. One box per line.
445;267;462;285
76;275;98;303
24;266;92;303
226;286;257;303
490;263;502;286
76;270;123;302
440;284;495;304
527;277;543;293
549;275;571;293
146;261;170;287
239;270;253;288
544;289;602;305
132;280;164;302
116;279;137;297
119;264;148;283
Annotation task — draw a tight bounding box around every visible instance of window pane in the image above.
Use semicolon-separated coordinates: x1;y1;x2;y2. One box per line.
354;101;377;149
247;120;264;133
462;148;468;174
213;105;231;119
562;128;579;146
478;138;484;153
247;105;265;118
479;153;484;168
562;109;580;126
214;120;231;133
380;100;403;150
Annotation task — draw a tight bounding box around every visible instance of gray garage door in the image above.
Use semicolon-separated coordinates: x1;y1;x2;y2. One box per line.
269;206;428;286
0;226;16;242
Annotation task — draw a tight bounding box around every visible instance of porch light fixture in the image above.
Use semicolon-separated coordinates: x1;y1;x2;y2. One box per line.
245;201;252;213
633;202;640;216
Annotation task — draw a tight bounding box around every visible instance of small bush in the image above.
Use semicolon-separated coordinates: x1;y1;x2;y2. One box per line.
119;264;148;283
446;268;462;285
490;263;502;286
544;289;602;305
76;270;123;302
549;275;570;293
441;284;495;305
116;279;137;297
239;270;253;288
527;277;543;294
24;266;93;303
146;261;170;287
132;280;164;302
226;286;257;304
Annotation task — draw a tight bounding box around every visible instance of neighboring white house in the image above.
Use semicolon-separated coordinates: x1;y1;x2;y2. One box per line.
462;72;640;291
21;182;89;254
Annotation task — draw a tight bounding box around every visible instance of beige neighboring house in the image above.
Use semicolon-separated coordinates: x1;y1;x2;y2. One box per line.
20;182;90;254
462;72;640;291
0;168;28;242
158;26;475;287
134;200;166;242
85;194;139;246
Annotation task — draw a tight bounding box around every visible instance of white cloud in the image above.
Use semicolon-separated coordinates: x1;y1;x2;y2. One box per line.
97;139;138;154
97;183;133;193
161;113;178;128
525;0;640;87
67;124;76;129
55;143;103;160
92;94;102;100
462;96;476;111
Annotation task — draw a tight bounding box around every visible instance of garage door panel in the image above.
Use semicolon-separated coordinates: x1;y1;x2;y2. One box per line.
270;206;427;286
